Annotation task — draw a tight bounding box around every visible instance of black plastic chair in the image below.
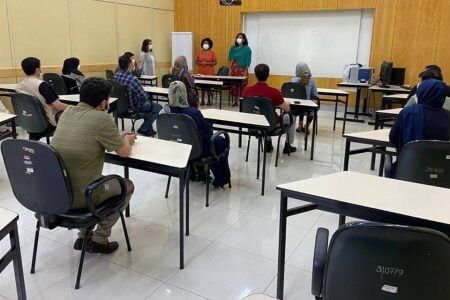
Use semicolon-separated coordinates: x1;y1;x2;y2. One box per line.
394;140;450;188
162;74;180;88
11;93;54;143
242;97;292;167
61;76;79;94
311;222;450;300
109;80;146;131
42;73;67;95
105;69;114;80
1;139;132;289
157;113;230;207
213;66;231;106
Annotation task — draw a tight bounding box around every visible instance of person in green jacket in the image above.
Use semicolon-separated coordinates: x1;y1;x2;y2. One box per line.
228;33;252;106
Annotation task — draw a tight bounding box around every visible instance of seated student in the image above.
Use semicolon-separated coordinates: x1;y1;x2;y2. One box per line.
165;81;231;187
407;65;450;99
291;62;319;133
171;56;199;108
113;54;162;136
114;52;142;78
390;78;450;152
16;57;69;140
61;57;85;92
51;77;136;253
243;63;297;154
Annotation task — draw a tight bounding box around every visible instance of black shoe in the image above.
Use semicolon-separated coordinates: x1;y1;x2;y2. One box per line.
265;140;273;153
283;144;297;154
200;100;205;105
73;238;90;251
88;241;119;254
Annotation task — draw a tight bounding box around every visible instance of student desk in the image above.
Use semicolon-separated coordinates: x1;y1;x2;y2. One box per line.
317;88;350;134
337;82;370;121
374;108;402;129
138;75;157;87
381;93;409;109
201;108;270;195
276;171;450;299
194;79;224;108
143;86;169;102
104;137;192;269
284;98;319;160
194;74;247;98
0;207;26;300
0;83;17;93
0;113;17;140
343;129;396;176
59;94;118;105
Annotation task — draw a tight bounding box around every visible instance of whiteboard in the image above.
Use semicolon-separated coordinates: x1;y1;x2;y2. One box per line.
244;10;374;77
171;32;193;71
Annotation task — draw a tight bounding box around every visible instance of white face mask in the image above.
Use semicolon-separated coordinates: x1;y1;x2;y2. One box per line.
149;44;153;51
202;44;209;50
236;38;243;45
77;65;81;70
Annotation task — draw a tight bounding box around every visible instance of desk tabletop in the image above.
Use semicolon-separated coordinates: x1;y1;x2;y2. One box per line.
344;128;391;143
240;294;276;300
0;83;18;91
194;79;223;86
139;75;157;80
376;108;402;116
277;171;450;226
0;112;16;123
337;82;370;87
383;93;409;99
202;108;270;127
285;98;319;108
194;74;247;81
0;207;18;230
108;136;191;169
59;94;117;104
317;88;350;95
143;86;169;95
369;85;410;93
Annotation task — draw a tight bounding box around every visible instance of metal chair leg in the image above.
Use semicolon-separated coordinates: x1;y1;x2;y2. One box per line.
30;220;40;274
121;118;125;131
205;165;210;207
338;215;346;227
119;211;132;251
245;136;251;162
75;226;93;289
275;135;281;167
165;176;171;198
46;136;50;144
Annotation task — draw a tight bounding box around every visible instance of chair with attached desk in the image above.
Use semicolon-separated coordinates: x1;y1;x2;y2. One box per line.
243;97;292;167
162;74;180;88
311;221;450;300
61;76;79;94
216;66;231;105
1;139;132;289
43;73;67;95
105;69;114;80
11;93;55;143
157;113;230;207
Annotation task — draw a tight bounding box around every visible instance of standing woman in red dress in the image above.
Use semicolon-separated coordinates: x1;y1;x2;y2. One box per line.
228;33;252;106
196;37;217;105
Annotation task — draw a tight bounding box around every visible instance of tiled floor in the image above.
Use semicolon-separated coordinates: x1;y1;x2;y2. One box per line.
0;102;381;299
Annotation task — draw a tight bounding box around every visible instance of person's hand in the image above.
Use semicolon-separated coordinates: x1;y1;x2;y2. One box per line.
122;132;137;145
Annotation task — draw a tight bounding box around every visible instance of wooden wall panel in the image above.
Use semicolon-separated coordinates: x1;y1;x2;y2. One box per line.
0;0;12;68
434;0;450;81
302;0;338;10
338;0;376;9
152;9;174;75
241;0;271;12
270;0;303;11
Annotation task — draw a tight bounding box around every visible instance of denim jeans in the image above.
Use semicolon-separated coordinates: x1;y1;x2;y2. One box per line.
138;102;162;133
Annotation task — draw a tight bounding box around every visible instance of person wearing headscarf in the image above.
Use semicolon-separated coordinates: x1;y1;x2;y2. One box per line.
61;57;85;92
291;62;319;133
171;56;199;107
389;78;450;151
228;33;252;106
167;81;231;187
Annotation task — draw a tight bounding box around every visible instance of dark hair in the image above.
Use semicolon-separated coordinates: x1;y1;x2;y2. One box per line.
234;33;248;47
254;64;270;81
201;38;213;49
21;57;41;76
62;57;80;75
426;64;442;73
141;39;152;52
124;52;135;58
419;69;443;81
80;77;112;107
118;54;132;71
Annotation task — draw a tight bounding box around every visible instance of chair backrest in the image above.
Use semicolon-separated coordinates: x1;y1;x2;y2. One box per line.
281;82;307;99
61;76;79;94
1;139;73;215
156;113;203;160
395;140;450;188
42;73;67;95
242;96;277;130
162;74;180;88
217;66;230;76
322;222;450;300
105;69;114;80
12;93;51;133
109;80;131;115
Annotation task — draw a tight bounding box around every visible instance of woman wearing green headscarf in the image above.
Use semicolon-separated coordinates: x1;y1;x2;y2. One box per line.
228;33;252;106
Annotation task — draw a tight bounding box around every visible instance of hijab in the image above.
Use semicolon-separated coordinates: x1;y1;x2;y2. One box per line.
168;81;189;108
295;62;312;78
399;79;447;149
62;57;83;76
173;56;188;71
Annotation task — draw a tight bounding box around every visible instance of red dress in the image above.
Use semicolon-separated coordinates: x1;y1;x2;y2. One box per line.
230;60;248;97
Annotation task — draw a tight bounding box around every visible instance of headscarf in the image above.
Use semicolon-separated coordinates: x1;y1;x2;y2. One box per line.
168;81;189;108
228;45;252;69
399;79;446;149
173;56;188;71
62;57;83;76
295;62;312;78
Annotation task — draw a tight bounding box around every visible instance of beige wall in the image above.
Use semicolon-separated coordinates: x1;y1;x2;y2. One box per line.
0;0;174;82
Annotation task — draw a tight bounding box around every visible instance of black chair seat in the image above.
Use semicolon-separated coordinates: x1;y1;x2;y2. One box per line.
249;126;285;137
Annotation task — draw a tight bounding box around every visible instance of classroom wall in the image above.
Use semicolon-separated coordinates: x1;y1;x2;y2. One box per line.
174;0;450;107
0;0;174;84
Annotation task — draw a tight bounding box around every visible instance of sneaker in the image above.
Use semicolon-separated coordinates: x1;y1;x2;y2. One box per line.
73;238;90;251
265;140;273;153
283;144;297;154
88;241;119;254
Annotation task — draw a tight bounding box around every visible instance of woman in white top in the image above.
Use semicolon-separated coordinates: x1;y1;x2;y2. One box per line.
140;39;156;76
